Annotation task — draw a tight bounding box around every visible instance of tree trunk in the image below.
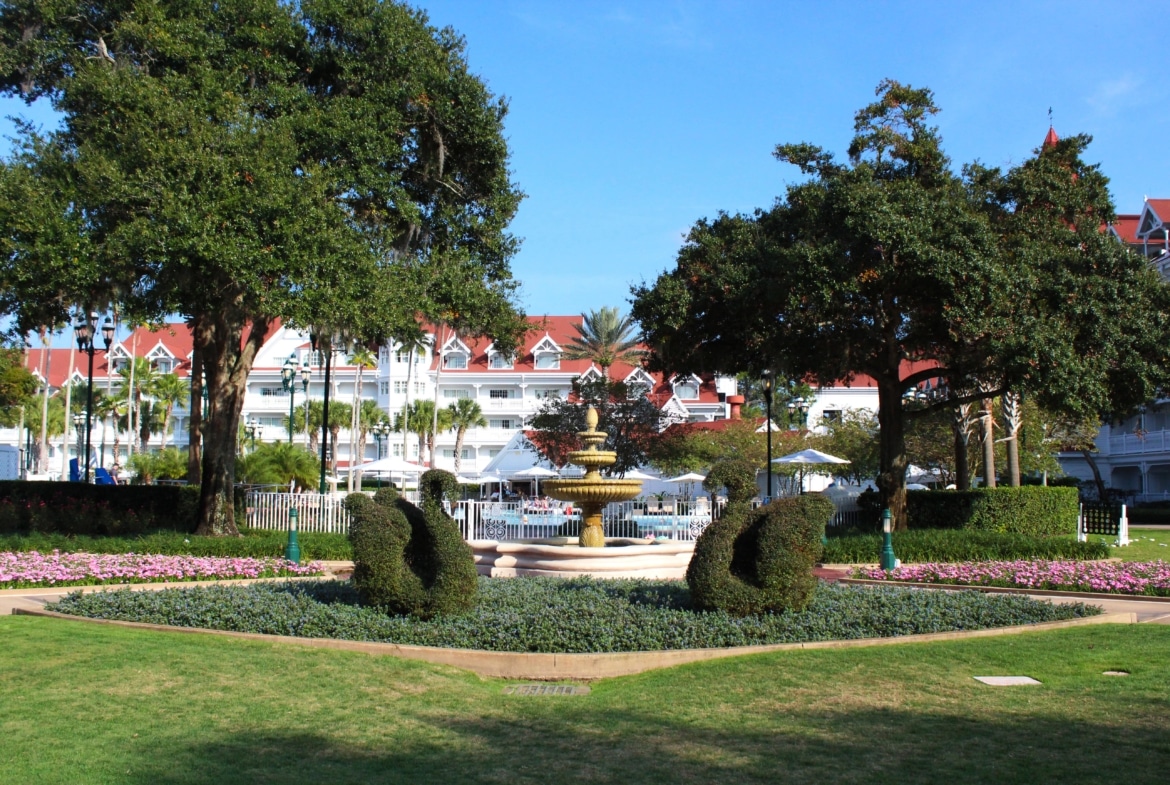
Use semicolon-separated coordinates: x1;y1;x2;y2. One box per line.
187;337;203;484
1002;391;1021;487
1081;448;1107;500
980;398;996;488
954;424;970;490
60;348;75;479
38;328;51;472
193;314;269;536
877;379;910;531
454;427;466;473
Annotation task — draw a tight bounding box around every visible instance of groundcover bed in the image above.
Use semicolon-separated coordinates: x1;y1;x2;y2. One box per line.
48;577;1101;653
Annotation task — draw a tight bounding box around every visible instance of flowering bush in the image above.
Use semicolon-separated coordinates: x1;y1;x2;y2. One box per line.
0;550;324;589
856;559;1170;596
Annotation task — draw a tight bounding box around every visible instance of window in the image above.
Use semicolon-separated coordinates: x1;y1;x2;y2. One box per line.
489;353;512;369
674;382;699;400
444;352;467;369
395;351;410;363
392;444;403;457
393;381;407;394
414;381;425;394
259;387;288;397
532;388;561;400
534;353;559;370
442;448;473;459
443;389;471;399
154;359;173;374
488;448;501;458
821;410;841;424
379;381;390;395
489;418;516;430
488;389;512;399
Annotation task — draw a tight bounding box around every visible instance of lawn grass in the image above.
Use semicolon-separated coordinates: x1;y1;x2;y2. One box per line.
1093;527;1170;562
1;616;1167;784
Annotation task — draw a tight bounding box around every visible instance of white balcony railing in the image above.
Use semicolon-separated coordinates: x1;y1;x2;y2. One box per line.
1109;430;1170;456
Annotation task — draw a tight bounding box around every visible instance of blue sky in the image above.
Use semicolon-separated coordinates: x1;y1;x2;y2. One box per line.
3;0;1166;320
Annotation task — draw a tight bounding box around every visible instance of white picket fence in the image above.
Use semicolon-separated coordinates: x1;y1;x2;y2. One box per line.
245;491;870;540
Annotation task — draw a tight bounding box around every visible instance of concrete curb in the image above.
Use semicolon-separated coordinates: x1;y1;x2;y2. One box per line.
838;578;1170;604
11;606;1135;681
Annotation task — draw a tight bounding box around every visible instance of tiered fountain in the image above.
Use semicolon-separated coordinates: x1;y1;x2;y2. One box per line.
541;406;643;547
470;406;696;578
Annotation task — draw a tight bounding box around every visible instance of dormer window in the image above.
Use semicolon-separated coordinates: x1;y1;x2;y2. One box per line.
532;335;561;370
672;375;700;400
155;359;173;374
440;335;471;370
578;367;602;384
489;352;512;369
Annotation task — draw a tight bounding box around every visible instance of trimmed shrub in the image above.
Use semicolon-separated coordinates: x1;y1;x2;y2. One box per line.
0;481;200;536
703;458;759;505
907;487;1078;536
688;493;834;616
345;470;476;618
822;529;1110;564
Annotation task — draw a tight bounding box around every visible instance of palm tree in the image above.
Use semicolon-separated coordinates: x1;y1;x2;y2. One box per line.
353;399;389;486
117;357;157;454
148;372;188;449
346;346;378;491
395;399;450;466
237;443;320;491
137;399;165;453
325;400;352;475
394;327;430;462
563;307;644;378
446;397;486;474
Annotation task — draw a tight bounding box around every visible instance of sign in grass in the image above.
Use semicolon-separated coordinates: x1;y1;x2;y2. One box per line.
0;551;324;589
856;559;1170;596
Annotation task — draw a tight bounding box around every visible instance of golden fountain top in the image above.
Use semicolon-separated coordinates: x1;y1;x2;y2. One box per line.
543;405;643;505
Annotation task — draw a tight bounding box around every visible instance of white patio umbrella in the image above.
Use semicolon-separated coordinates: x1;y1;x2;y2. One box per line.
514;465;559;496
344;456;426;475
772;448;850;490
665;472;707;499
619;468;659;481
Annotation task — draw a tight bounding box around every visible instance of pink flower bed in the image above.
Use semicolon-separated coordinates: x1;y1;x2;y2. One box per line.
856;559;1170;596
0;550;324;589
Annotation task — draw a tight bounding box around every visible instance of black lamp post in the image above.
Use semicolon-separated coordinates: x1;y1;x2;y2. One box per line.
762;370;774;500
245;417;263;452
372;420;392;488
74;312;114;483
787;395;809;430
310;329;351;494
280;354;310;445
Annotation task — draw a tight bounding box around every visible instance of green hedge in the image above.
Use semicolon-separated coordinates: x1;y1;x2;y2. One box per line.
0;481;201;536
822;529;1109;564
907;487;1078;536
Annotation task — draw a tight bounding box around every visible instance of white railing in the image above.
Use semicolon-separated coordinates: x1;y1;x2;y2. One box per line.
245;492;864;541
1109;431;1170;456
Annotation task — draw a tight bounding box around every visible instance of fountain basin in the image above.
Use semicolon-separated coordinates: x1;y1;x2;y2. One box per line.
541;478;644;504
471;538;695;579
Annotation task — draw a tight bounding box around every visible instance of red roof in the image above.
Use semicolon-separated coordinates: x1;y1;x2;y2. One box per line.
1042;126;1059;149
1144;199;1170;228
1108;214;1142;244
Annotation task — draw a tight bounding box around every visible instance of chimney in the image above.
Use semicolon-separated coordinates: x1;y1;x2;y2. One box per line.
727;394;745;420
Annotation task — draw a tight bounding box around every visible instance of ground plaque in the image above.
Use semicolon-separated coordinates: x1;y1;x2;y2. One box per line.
503;684;591;696
973;676;1042;686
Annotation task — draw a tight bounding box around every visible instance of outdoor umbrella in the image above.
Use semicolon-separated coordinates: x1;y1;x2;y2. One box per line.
344;456;426;474
665;472;707;499
619;468;659;481
513;465;559;496
772;449;850;490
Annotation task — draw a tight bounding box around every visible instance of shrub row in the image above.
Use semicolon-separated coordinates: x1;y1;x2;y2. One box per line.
0;529;353;561
0;481;202;536
889;487;1079;536
822;529;1109;564
49;578;1099;653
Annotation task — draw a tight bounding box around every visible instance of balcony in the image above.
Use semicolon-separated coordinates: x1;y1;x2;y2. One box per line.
1108;430;1170;456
